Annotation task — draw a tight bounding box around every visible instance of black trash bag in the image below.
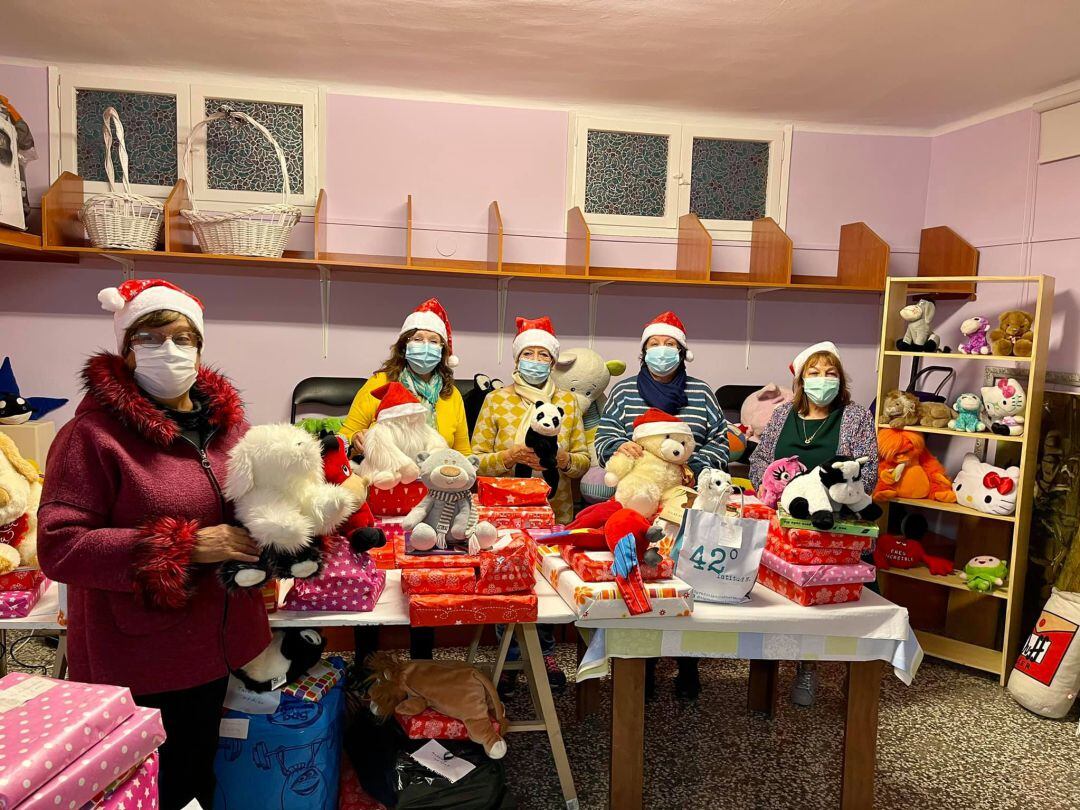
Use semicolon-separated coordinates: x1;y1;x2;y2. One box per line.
394;739;516;810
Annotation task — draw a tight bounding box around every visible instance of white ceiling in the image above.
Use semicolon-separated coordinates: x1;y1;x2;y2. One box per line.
3;0;1080;128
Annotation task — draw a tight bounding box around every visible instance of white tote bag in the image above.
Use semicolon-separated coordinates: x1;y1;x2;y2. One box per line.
672;505;769;605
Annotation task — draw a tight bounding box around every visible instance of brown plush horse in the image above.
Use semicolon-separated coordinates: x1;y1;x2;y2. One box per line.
365;652;508;758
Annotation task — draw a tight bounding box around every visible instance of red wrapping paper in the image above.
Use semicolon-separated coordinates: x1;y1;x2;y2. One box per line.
475;531;536;595
757;562;865;606
768;514;874;551
562;545;674;583
395;708;501;741
408;593;538;626
476;477;550;507
260;581;278;613
477;503;556;530
401;567;477;595
0;575;49;618
765;535;864;566
741;502;776;522
339;755;386;810
367;481;427;517
394;534;484;569
0;567;43;592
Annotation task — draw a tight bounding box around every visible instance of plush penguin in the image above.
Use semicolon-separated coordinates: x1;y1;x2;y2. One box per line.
515;400;563;494
462;374;503;434
233;629;327;692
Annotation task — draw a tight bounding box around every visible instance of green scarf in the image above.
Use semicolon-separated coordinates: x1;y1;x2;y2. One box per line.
400;367;442;428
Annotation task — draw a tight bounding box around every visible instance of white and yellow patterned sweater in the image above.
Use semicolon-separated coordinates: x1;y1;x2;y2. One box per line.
471;386;590;524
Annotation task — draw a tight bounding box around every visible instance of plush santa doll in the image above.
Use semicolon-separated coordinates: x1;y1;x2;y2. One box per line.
320;433;386;553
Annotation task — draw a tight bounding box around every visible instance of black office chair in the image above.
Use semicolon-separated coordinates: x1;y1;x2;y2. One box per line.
290;375;481;431
714;384;766;426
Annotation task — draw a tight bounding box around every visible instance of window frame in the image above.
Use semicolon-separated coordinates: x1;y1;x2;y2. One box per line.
568;113;792;241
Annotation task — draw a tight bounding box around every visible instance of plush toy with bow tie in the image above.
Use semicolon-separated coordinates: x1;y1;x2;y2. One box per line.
952;453;1019;516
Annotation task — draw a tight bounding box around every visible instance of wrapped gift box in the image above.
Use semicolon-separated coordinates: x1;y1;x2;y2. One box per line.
339;755;386;810
760;549;875;587
283;542;386;612
476;503;556;531
765;534;864;566
475;531;536;595
757;561;865;606
740;502;776;522
401;567;476;595
476;476;550;507
394;707;501;741
539;554;693;620
0;574;49;618
408;593;538;626
0;566;43;592
367;481;427;517
769;514;874;551
394;534;484;569
561;545;674;583
283;659;345;703
776;512;879;539
261;580;279;613
91;752;159;810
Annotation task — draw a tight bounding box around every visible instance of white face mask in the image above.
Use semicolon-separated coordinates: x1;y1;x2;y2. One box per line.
133;341;199;400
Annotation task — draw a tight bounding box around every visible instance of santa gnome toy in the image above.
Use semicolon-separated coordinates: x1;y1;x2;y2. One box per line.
319;432;386;553
358;381;448;491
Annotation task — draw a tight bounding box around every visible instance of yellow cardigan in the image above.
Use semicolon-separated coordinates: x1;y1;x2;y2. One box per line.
341;371;471;455
470;386;589;525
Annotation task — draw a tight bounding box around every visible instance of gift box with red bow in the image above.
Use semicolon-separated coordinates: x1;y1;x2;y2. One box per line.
476;476;550;507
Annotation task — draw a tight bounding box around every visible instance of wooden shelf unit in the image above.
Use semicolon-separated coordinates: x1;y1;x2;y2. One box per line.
876;423;1024;444
874;274;1054;683
878;565;1009;600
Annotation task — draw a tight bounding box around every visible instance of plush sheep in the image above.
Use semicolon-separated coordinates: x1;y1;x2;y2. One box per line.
221;423;357;588
693;468;733;514
403;448;497;555
604;409;695;519
780;455;882;530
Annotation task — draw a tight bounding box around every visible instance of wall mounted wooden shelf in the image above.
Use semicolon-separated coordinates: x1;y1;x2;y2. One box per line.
907;226;979;300
0;228;71;262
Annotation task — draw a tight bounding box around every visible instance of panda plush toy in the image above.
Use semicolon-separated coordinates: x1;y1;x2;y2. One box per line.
515;400;564;494
234;629;327;692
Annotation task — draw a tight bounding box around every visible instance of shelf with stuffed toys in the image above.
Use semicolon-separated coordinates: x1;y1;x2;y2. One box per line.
873;273;1054;684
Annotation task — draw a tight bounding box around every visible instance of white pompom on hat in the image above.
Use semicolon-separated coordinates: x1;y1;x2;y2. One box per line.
512;316;560;360
400;298;458;368
98;279;205;352
641;311;693;362
790;341;840;378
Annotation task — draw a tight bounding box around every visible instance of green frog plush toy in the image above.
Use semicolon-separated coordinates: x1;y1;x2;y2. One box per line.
960;555;1008;593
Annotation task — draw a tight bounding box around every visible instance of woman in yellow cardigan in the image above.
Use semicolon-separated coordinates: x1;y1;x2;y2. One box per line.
342;298;470;455
342;298;467;663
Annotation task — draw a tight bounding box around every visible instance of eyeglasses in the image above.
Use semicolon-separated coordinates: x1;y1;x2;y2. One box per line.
129;331;200;349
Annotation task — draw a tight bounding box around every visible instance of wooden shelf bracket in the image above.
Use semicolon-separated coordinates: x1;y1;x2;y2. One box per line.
744;287;783;369
588;281;615;349
317;265;331;359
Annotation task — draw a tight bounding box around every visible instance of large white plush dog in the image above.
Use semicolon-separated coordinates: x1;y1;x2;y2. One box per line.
359;409;448;491
780;455;882;530
222;424;356;588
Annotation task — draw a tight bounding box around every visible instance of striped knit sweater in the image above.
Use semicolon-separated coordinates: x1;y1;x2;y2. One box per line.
595;376;730;474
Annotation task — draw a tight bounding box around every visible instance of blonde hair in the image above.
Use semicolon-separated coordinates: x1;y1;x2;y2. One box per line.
792;351;851;416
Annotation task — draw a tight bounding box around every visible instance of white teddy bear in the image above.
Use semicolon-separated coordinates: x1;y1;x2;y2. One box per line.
221;424;357;588
0;434;40;574
604;410;695;518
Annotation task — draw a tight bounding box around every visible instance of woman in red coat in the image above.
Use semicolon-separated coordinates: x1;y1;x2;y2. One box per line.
37;279;270;810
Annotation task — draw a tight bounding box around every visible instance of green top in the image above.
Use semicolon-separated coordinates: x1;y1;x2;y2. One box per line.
774;408;843;471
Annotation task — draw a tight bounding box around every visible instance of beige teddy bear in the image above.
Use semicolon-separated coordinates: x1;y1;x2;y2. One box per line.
0;433;41;573
604;409;695;518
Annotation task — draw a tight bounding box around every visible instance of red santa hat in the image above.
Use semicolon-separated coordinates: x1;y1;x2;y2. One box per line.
513;316;560;360
97;279;205;352
641;311;693;362
371;382;428;421
400;298;458;368
790;341;840;378
631;408;693;441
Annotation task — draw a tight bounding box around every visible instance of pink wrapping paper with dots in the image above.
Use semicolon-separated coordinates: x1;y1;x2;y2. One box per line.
282;541;386;612
0;674;137;809
93;752;159;810
0;576;49;619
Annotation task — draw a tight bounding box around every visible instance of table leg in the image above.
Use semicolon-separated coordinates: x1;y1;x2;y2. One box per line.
747;659;780;717
610;657;645;810
0;629;7;677
841;660;883;810
576;632;600;721
51;634;68;679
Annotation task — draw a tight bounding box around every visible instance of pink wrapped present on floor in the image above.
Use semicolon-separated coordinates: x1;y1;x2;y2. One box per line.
0;575;49;618
282;539;386;612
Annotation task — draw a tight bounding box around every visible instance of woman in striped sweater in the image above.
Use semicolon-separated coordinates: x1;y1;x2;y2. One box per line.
594;311;730;700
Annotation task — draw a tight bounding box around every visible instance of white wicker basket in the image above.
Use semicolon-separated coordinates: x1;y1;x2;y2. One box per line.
181;108;302;258
80;107;164;251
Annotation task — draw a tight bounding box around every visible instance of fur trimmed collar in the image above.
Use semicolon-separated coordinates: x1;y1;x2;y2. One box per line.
81;352;244;447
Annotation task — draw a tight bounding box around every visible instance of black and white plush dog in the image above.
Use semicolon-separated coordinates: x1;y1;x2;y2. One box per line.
780;455;882;530
233;629;327;692
515;400;564;494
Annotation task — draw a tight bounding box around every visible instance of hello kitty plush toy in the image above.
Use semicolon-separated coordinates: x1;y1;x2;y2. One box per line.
952;453;1020;516
958;316;991;355
981;378;1026;436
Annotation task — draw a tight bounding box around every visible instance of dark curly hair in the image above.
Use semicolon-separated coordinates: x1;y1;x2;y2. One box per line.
377;329;455;398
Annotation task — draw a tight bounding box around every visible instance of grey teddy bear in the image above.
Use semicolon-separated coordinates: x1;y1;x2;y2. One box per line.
402;448;498;555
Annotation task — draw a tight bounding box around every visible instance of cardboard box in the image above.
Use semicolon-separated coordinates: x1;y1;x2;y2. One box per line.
0;420;55;469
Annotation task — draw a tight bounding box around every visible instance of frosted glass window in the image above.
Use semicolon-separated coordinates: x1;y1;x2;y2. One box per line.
584;130;669;217
689;137;769;221
204;98;304;194
75;89;177;186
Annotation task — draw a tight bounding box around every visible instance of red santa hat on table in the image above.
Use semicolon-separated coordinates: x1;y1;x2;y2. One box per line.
371;382;428;421
631;408;693;441
512;316;560;360
790;341;840;378
98;279;205;352
641;311;693;362
400;298;458;368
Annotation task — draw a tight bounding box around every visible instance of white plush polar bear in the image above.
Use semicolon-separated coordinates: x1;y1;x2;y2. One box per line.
604;409;696;518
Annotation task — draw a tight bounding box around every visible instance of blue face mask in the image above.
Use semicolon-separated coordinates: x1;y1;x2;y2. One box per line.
517;358;552;385
644;345;680;375
405;343;442;374
803;376;840;406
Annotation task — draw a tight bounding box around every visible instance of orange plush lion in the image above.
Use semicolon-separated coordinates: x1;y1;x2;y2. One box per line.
874;429;956;503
